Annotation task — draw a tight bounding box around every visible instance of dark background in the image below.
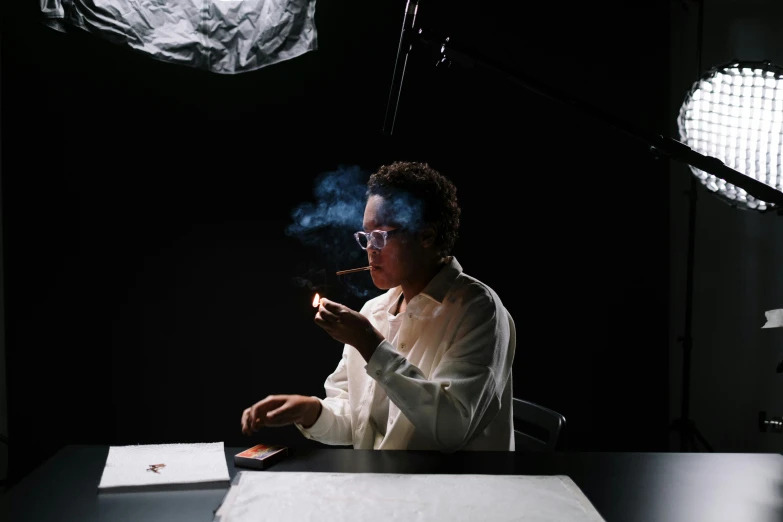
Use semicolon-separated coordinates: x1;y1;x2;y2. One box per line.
2;0;669;486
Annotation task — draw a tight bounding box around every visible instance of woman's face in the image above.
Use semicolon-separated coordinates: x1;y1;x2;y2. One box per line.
362;195;420;290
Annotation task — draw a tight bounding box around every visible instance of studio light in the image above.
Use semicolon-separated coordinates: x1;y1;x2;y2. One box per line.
678;61;783;212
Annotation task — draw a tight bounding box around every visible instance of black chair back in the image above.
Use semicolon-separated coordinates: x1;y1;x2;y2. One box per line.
512;398;566;451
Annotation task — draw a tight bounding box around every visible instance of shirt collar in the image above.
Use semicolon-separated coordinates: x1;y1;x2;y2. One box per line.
419;256;462;304
385;292;404;316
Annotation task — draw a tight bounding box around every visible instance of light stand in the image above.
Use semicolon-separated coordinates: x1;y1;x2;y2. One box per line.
669;0;712;453
670;172;715;451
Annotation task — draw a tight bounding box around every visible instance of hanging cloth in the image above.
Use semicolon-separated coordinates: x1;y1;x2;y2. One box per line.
39;0;318;74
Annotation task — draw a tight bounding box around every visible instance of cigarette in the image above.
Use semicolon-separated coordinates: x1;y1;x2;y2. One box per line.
335;266;373;275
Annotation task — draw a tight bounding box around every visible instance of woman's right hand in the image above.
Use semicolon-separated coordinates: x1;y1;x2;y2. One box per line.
241;395;322;435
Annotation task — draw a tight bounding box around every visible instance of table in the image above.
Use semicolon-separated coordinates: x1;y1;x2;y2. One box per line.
2;445;782;522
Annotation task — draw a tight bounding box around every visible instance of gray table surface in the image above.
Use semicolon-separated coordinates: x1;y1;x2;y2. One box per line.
2;445;783;522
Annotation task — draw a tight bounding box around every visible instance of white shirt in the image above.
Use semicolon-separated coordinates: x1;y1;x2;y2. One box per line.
296;257;516;453
368;296;404;448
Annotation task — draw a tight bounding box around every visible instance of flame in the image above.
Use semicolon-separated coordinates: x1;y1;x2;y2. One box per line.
312;293;320;307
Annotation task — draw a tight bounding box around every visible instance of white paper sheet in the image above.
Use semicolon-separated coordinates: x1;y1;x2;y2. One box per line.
762;309;783;328
98;442;230;493
214;471;606;522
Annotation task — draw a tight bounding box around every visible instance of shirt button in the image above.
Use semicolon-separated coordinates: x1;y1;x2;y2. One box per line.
375;370;381;376
408;313;413;318
389;418;394;425
400;343;405;350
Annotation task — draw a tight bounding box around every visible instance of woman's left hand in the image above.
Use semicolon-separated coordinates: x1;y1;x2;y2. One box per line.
314;298;384;360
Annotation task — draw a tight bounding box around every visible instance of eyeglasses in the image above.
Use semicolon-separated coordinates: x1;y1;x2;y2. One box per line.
354;229;402;250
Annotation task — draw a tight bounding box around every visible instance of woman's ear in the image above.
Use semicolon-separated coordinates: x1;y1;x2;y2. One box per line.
420;225;437;248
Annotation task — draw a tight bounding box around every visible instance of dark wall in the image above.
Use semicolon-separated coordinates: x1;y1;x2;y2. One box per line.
2;1;670;485
669;0;783;453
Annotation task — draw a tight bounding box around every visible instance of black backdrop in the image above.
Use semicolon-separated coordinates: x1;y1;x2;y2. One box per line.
3;1;670;485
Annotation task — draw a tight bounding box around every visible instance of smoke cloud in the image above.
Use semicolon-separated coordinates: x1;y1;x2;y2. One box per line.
285;165;372;298
286;165;368;239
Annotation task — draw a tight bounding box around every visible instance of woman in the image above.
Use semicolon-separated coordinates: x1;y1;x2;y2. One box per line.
241;161;516;452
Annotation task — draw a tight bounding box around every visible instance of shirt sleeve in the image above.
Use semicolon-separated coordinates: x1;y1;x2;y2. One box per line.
365;293;512;453
294;346;354;446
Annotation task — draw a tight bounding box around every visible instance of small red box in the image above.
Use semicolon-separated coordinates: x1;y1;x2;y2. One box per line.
234;444;289;470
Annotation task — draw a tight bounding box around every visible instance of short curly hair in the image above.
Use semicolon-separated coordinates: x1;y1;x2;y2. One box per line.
367;161;460;257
